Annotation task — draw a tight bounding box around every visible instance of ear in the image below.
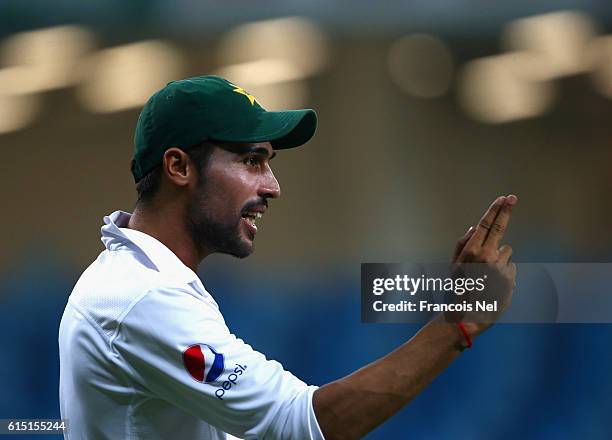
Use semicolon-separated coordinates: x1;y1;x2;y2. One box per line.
162;147;196;187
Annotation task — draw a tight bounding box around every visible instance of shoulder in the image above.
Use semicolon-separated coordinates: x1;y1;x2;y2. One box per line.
69;249;219;341
110;282;230;362
121;282;224;328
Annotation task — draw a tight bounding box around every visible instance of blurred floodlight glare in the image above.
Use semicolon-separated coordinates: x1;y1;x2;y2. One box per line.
503;11;596;79
216;17;326;110
1;25;95;92
588;36;612;98
0;66;41;95
215;59;309;108
77;41;183;113
240;81;308;110
217;16;328;77
387;34;453;98
217;59;304;86
0;93;39;134
459;53;556;123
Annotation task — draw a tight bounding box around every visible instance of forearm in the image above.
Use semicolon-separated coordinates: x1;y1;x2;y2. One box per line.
312;314;471;440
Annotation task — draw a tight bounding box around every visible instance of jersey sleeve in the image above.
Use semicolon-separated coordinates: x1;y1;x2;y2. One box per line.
110;286;325;440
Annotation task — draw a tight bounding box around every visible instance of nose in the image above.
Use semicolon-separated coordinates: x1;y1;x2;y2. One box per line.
258;167;281;199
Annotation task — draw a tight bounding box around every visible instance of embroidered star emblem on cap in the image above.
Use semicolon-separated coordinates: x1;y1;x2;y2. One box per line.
231;85;258;106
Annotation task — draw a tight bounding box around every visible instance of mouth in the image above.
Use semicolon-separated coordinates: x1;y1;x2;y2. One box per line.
241;209;264;238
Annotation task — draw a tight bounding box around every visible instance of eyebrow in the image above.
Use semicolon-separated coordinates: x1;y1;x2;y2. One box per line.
245;146;276;160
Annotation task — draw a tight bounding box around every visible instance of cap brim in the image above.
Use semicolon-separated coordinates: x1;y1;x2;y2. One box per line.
214;109;317;149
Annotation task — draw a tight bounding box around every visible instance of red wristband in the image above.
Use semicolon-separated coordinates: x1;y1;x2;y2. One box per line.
456;322;472;349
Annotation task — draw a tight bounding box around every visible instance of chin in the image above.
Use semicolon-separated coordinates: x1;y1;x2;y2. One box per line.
224;238;254;259
229;248;253;259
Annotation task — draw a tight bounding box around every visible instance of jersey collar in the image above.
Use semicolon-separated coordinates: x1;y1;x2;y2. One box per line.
101;210;201;287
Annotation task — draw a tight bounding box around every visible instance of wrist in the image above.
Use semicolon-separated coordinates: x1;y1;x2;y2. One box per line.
455;322;472;350
460;321;485;340
432;315;475;351
438;314;487;350
465;320;498;341
442;311;490;343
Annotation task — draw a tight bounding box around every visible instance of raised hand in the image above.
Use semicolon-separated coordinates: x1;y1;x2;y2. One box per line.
451;195;518;335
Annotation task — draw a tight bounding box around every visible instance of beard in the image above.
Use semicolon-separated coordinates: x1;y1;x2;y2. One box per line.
185;189;253;259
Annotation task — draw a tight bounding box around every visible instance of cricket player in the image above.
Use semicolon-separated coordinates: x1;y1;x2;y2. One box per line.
58;75;517;439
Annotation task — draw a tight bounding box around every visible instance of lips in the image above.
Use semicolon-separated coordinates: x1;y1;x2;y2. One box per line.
241;205;266;238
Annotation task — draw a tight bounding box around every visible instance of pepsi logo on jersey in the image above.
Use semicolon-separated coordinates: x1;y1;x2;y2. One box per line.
182;343;248;400
183;343;225;383
214;363;248;400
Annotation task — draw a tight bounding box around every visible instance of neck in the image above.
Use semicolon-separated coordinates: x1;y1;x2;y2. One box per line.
127;203;211;273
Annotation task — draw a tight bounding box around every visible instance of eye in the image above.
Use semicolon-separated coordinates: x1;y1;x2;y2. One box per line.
243;155;260;166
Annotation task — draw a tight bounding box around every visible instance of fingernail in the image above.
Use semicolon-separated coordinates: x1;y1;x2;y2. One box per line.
495;196;505;205
506;194;517;205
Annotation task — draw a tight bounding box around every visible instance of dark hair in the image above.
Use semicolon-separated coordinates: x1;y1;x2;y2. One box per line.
133;141;215;205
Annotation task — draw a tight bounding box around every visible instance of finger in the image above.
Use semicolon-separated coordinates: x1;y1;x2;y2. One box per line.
453;226;475;262
468;196;505;247
484;194;518;249
497;244;513;265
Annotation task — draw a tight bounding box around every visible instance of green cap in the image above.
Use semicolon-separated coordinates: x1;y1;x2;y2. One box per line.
132;75;317;182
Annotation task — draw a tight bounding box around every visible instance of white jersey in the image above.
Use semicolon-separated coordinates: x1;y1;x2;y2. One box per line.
59;211;324;440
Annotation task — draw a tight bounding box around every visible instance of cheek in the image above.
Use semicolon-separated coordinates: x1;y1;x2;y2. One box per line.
210;169;254;200
197;172;251;217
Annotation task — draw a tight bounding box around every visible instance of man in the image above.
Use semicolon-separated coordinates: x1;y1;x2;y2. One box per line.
59;75;517;439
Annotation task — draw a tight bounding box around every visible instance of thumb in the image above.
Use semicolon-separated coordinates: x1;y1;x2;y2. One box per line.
453;226;475;262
